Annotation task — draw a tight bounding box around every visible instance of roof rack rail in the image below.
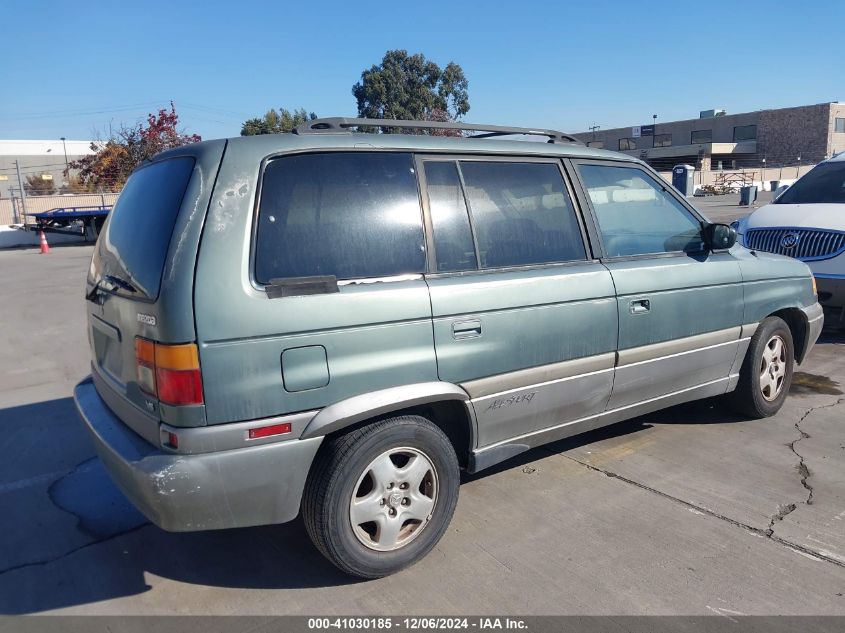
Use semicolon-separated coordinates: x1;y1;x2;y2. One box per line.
293;117;582;144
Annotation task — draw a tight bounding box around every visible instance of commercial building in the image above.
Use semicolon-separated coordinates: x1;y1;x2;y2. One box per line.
0;139;95;199
573;102;845;173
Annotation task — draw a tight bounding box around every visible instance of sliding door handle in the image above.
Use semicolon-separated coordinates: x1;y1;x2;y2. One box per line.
630;299;651;314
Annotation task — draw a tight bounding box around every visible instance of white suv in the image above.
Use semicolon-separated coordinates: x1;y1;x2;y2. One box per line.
734;152;845;327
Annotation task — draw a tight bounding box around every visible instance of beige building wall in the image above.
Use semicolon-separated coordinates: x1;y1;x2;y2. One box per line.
829;103;845;157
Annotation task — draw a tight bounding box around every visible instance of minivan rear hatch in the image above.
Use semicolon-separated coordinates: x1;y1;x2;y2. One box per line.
85;142;225;441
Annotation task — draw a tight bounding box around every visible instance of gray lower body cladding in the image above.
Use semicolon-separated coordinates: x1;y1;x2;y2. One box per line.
74;376;322;531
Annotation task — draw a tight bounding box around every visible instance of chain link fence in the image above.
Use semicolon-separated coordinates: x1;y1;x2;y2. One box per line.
0;191;120;226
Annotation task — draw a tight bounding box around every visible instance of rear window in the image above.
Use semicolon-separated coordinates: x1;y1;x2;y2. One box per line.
90;157;194;300
254;152;425;282
775;161;845;204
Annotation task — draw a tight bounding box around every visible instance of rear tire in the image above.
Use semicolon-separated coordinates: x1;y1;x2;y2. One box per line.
728;316;794;418
302;415;460;579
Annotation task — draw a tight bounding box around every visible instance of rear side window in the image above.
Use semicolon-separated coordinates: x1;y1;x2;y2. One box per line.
90;157;195;300
459;161;586;268
255;153;425;282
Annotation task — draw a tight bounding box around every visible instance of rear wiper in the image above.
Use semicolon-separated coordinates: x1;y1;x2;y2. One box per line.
86;274;137;302
85;280;104;303
104;274;137;294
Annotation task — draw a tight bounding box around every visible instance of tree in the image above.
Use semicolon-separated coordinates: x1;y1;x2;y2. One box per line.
425;108;462;137
67;103;201;191
59;174;94;194
24;174;56;195
352;50;469;125
240;108;317;135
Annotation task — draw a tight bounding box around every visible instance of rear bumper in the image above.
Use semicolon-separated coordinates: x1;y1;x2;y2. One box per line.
74;376;323;531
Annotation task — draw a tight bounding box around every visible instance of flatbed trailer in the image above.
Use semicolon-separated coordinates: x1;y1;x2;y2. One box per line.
26;205;111;241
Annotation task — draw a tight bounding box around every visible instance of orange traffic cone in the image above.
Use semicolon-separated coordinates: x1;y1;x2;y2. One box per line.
39;230;50;254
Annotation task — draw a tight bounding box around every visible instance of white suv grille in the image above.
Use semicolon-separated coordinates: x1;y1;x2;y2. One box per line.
745;228;845;261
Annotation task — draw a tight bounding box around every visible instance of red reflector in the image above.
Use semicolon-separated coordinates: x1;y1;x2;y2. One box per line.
166;432;179;449
155;367;204;406
248;423;292;440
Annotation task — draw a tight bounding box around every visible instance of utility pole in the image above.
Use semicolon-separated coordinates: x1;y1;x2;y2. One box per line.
588;124;601;143
14;160;26;225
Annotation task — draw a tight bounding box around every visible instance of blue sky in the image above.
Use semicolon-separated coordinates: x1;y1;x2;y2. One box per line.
3;0;843;141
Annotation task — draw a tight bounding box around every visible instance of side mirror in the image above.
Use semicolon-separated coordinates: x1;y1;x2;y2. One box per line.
703;223;737;250
774;184;790;200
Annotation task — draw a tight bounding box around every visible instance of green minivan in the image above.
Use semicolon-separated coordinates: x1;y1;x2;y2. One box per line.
75;118;823;578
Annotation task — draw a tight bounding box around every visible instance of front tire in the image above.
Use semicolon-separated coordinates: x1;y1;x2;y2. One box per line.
302;415;460;579
729;316;794;418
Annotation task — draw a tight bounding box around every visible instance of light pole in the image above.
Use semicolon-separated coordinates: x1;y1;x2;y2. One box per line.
761;157;766;188
652;114;657;150
796;155;801;179
60;137;68;171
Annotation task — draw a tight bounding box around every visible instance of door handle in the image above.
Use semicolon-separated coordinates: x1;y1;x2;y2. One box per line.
630;299;651;314
452;319;482;339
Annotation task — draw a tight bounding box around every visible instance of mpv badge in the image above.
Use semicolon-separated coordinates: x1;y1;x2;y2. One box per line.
781;233;799;249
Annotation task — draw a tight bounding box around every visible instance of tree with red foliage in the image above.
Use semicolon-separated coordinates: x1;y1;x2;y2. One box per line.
67;103;200;191
425;108;463;137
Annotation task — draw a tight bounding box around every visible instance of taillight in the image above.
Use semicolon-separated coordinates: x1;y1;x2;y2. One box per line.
134;338;157;396
134;337;204;406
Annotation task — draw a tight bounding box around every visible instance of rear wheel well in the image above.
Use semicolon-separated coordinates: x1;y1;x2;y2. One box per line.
319;399;474;469
769;308;807;363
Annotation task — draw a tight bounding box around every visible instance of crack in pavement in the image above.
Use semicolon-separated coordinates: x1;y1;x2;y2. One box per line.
45;457;102;539
767;397;845;534
0;457;151;577
546;447;845;569
0;522;151;577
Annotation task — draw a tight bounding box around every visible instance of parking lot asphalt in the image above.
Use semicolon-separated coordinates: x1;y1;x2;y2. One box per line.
690;190;773;225
0;244;843;616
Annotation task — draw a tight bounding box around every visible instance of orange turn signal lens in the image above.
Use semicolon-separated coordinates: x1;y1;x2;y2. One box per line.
134;337;157;395
155;343;200;370
134;337;155;365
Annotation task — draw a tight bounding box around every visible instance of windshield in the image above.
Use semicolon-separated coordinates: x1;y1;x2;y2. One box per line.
89;157;195;300
776;161;845;204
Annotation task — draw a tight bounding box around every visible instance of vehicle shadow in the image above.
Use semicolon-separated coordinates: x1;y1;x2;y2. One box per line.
461;394;749;484
818;326;845;344
0;381;816;613
0;397;359;615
